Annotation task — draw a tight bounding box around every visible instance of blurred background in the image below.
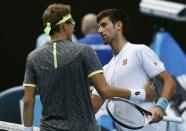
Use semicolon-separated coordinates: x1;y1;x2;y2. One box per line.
0;0;186;91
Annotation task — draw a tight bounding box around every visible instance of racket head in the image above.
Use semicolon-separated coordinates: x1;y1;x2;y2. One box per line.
106;97;151;130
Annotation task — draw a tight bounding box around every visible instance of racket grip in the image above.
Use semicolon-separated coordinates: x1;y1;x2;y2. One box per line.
163;116;183;123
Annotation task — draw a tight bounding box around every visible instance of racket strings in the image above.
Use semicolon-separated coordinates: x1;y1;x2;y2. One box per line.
107;99;146;128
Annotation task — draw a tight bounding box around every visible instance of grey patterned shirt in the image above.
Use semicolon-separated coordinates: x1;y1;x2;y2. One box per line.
23;40;103;131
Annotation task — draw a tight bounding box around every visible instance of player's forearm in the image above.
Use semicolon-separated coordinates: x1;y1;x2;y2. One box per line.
23;100;34;127
90;74;131;100
161;75;176;101
102;87;131;100
91;95;104;113
155;72;176;112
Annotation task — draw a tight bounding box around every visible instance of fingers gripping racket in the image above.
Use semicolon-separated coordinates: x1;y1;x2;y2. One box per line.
106;97;184;130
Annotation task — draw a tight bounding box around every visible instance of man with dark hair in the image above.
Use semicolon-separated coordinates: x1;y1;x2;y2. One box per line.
92;9;176;131
23;4;155;131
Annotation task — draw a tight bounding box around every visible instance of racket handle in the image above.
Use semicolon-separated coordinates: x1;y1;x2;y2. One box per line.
163;116;183;123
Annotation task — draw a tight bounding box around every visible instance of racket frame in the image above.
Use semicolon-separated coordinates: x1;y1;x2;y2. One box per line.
106;97;152;130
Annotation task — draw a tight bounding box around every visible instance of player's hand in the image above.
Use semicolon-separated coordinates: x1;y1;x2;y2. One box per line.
150;106;165;123
144;82;156;101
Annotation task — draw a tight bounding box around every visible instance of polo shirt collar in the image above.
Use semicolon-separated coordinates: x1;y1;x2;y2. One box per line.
114;41;130;59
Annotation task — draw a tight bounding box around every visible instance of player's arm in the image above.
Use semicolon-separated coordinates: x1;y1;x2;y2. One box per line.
91;94;104;113
23;53;37;131
138;45;176;123
155;71;176;101
23;86;36;130
90;73;130;113
151;71;176;123
90;73;155;113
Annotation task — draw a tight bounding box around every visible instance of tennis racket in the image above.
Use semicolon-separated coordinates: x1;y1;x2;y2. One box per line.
106;97;184;130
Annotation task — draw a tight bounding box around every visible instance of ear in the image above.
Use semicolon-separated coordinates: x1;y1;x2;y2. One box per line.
61;24;68;31
115;21;122;31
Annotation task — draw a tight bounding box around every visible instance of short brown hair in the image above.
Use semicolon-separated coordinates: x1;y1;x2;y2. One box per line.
43;3;71;35
97;9;129;36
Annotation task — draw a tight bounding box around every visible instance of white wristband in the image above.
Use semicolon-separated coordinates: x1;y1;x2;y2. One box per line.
129;89;145;101
24;126;33;131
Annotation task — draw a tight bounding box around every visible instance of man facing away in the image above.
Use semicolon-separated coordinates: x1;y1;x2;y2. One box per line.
23;4;155;131
92;9;176;131
79;13;112;66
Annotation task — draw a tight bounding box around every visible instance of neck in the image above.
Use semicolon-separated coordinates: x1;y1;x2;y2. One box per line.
111;35;127;56
50;32;68;42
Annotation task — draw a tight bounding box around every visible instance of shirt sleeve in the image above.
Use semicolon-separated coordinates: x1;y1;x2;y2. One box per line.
137;45;165;78
23;54;37;88
82;45;103;78
91;65;108;97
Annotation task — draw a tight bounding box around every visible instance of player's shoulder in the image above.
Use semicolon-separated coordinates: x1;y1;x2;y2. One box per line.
26;43;49;61
75;43;95;53
73;42;90;48
129;42;150;52
27;48;39;58
130;43;148;49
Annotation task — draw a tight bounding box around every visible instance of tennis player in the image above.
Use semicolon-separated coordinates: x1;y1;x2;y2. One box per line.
22;4;156;131
92;9;176;131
